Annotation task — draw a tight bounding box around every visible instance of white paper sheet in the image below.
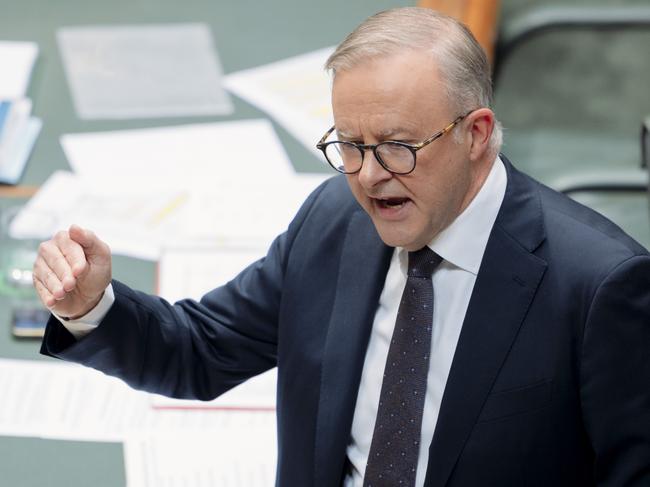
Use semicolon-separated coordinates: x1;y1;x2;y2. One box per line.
223;47;335;161
12;120;328;259
1;358;278;485
57;24;232;119
124;430;276;487
0;358;276;442
179;172;330;247
52;119;314;258
157;244;266;304
9;169;328;260
0;41;38;99
9;171;189;260
60;119;295;189
151;369;276;412
0;358;150;441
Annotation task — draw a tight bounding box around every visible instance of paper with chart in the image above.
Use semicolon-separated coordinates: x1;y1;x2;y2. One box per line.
0;358;277;486
223;47;335;160
9;168;328;259
18;118;330;258
8;170;189;260
0;358;276;442
57;23;232;119
0;358;153;441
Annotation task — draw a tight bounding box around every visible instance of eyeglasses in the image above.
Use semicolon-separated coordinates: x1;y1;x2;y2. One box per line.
316;113;470;175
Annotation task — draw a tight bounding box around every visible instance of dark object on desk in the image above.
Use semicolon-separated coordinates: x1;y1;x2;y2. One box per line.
11;307;50;338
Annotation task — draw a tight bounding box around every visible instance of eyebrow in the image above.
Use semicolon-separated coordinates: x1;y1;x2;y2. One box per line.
377;127;414;139
336;127;415;141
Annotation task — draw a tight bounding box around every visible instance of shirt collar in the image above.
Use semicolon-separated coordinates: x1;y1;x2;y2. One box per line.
398;155;507;275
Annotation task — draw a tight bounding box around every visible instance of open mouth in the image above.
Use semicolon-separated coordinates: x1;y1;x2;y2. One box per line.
377;197;410;209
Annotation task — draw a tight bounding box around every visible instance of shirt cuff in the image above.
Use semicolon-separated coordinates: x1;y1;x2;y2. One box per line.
52;283;115;340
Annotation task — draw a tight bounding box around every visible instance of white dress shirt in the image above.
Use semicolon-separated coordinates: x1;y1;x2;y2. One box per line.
54;282;114;339
57;157;506;487
343;156;506;487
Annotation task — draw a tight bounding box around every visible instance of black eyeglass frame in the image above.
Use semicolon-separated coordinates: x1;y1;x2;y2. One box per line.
316;111;472;175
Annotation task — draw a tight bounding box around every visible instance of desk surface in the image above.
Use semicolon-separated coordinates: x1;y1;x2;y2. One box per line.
5;0;415;186
0;1;409;485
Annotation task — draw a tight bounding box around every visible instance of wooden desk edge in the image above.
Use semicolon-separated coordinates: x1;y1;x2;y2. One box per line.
0;185;39;198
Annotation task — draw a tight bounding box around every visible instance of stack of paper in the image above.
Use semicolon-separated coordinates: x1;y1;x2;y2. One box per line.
8;43;339;257
10;119;329;260
0;358;278;486
0;41;41;184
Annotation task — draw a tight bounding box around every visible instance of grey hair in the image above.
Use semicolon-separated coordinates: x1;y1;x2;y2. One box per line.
326;7;502;151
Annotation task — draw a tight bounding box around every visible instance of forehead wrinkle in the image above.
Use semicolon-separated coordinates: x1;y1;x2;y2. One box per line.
335;125;417;142
376;125;419;139
334;112;422;140
335;127;358;139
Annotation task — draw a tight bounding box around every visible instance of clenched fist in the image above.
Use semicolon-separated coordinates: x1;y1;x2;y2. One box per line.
32;225;112;319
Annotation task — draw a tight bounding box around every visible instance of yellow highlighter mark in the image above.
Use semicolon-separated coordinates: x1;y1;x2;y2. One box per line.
149;193;188;226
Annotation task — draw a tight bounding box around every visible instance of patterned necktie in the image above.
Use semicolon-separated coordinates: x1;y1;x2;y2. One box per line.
363;246;442;487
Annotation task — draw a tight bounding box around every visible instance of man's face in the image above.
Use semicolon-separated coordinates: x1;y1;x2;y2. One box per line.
332;51;479;251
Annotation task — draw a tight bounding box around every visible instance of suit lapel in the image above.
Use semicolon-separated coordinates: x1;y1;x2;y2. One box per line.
424;158;548;487
313;210;393;486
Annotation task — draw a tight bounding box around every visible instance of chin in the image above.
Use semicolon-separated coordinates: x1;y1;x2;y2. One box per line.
373;218;438;251
374;224;422;250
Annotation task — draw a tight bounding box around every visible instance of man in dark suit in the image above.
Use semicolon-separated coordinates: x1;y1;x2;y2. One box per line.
34;7;650;487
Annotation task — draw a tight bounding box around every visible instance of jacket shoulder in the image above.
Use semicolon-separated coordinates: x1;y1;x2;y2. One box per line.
537;181;647;259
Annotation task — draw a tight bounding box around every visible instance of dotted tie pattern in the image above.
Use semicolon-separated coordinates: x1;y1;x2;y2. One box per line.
363;247;442;487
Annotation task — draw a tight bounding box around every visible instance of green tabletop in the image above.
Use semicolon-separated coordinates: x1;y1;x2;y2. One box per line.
0;437;125;487
0;1;410;486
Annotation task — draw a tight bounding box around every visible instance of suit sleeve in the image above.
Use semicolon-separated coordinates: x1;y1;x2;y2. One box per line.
40;180;329;400
580;254;650;486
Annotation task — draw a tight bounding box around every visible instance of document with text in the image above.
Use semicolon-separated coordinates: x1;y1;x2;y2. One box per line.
224;47;335;163
0;358;277;486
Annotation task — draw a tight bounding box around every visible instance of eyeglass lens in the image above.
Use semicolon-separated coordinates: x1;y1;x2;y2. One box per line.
325;142;415;174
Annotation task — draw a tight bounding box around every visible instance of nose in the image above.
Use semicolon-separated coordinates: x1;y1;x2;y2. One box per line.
357;150;392;189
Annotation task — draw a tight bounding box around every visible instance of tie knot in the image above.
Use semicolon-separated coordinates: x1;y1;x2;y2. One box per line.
407;247;442;278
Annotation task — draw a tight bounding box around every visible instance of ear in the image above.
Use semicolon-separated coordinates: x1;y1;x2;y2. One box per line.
466;108;495;161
